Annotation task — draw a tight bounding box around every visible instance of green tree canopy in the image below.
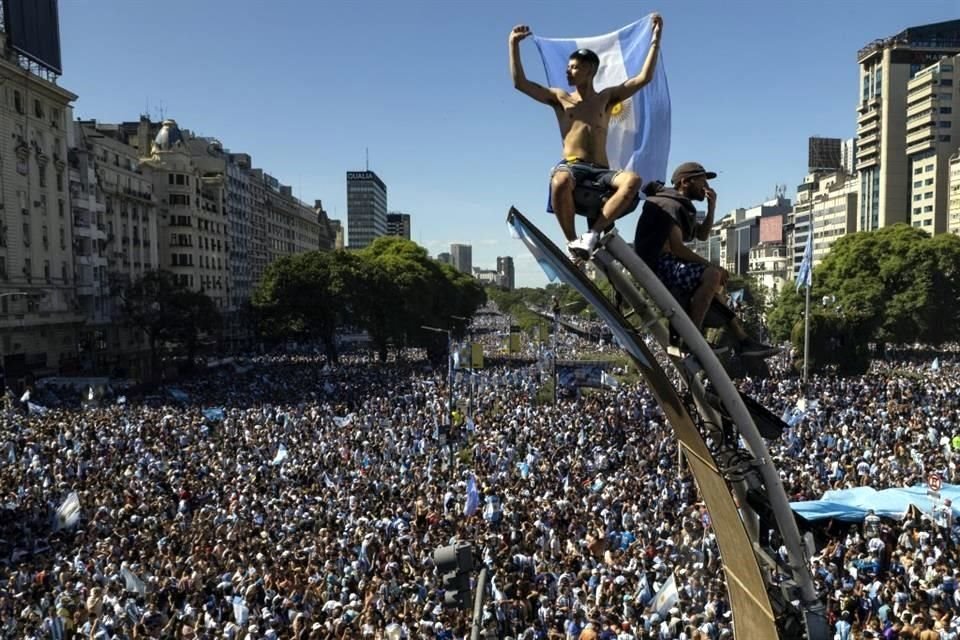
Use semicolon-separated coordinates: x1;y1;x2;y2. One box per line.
252;239;486;362
768;224;960;349
120;270;221;378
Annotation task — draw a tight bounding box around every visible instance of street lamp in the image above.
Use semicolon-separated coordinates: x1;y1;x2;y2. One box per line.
421;324;454;429
451;315;473;418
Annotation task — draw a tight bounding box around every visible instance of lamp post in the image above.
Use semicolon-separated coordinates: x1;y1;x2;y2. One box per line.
451;315;473;418
421;324;454;429
551;297;560;405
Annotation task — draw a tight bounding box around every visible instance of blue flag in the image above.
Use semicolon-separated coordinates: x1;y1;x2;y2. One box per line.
464;474;480;517
533;15;670;181
796;231;813;292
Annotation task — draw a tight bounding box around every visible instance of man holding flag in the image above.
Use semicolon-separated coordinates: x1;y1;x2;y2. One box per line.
509;15;666;259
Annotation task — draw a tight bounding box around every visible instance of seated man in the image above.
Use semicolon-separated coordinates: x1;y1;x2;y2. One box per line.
508;19;662;258
633;162;778;358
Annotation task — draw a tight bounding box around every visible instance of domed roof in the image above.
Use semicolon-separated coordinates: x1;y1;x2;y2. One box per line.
153;119;184;152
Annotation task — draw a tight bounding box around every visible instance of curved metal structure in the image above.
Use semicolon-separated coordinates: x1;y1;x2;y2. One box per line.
507;208;828;640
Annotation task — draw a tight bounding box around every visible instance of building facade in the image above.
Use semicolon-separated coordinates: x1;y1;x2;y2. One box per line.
905;53;959;234
497;256;515;290
347;170;387;249
450;244;472;275
950;151;960;234
789;170;858;281
0;53;84;380
856;19;960;232
386;212;411;239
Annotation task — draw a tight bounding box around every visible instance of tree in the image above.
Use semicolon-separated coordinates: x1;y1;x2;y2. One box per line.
768;224;960;356
120;270;221;379
252;250;366;363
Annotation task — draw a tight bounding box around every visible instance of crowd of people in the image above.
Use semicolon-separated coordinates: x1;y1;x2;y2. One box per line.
0;335;959;639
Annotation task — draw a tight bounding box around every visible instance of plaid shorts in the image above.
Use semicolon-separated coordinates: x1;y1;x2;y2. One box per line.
654;253;706;296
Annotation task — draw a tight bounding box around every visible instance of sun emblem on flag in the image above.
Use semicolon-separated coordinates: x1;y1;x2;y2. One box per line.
610;99;632;124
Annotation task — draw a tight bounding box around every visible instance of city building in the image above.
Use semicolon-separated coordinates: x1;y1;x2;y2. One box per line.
788;170;858;280
840;138;857;174
950;151;960;234
856;19;960;232
497;256;515;290
473;268;500;287
71;119;159;377
0;51;83;380
716;194;792;276
347;170;387;248
386;212;411;240
450;244;472;275
329;219;345;250
905;53;959;233
436;252;452;266
808;137;843;172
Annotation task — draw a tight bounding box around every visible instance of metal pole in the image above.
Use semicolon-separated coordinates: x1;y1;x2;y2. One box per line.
802;277;811;388
468;327;474;418
469;566;489;640
552;312;558;405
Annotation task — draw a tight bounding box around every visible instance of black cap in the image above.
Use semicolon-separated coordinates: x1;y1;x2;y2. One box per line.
671;162;717;185
569;48;600;67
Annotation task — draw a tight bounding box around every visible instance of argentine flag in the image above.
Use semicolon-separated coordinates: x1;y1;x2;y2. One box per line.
796;231;814;292
533;15;670;182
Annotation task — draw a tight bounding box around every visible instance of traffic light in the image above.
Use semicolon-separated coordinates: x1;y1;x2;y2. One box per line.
433;542;474;610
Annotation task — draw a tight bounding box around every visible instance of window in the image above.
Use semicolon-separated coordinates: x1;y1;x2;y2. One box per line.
927;165;935;172
941;121;953;128
0;258;5;281
942;107;954;114
56;171;63;191
176;174;185;185
924;205;933;213
13;90;22;114
33;100;43;118
61;262;68;283
41;225;48;248
59;227;65;249
22;223;30;246
924;219;933;226
941;78;954;86
915;167;924;175
58;199;64;218
941;135;952;143
168;174;174;185
23;257;31;280
38;165;46;188
43;260;50;282
926;178;934;186
914;194;923;201
914;180;923;188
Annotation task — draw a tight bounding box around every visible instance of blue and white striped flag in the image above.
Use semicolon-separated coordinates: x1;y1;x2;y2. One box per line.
533;15;670;180
464;474;480;517
796;231;813;292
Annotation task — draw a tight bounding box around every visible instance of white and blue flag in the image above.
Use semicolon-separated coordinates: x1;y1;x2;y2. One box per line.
533;15;670;181
796;231;814;292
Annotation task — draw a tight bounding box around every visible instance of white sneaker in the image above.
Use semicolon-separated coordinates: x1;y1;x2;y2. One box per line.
567;231;599;259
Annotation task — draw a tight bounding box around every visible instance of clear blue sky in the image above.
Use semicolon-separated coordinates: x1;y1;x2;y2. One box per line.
58;0;957;288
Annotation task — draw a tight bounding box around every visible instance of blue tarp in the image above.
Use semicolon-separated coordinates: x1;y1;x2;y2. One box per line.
791;483;960;522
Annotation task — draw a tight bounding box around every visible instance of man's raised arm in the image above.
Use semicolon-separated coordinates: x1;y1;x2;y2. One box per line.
608;15;663;104
509;25;559;106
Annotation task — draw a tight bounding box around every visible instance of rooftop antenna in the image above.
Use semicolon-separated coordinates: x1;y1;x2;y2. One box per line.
365;147;369;171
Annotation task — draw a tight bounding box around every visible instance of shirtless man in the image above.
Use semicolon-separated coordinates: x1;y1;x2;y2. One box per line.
509;17;663;258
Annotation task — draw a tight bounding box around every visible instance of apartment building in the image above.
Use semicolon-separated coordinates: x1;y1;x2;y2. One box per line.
856;19;960;231
905;53;959;233
0;52;83;379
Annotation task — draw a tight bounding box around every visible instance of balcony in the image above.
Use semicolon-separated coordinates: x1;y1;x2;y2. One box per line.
907;96;936;119
857;118;879;136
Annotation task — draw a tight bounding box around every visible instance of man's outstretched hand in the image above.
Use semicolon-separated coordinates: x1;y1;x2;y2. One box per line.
510;25;532;44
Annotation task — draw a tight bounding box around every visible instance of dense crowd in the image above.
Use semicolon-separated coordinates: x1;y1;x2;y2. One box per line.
0;336;959;639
